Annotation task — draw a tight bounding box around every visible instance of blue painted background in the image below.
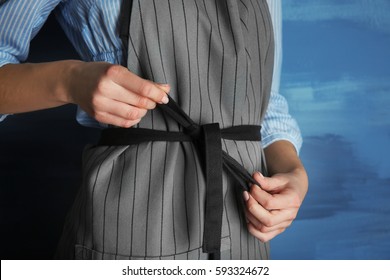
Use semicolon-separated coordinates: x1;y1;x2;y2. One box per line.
0;1;389;260
271;0;390;259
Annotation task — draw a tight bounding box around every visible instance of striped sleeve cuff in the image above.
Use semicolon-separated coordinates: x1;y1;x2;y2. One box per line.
76;106;107;129
261;132;303;155
0;52;20;67
0;114;8;122
261;90;303;154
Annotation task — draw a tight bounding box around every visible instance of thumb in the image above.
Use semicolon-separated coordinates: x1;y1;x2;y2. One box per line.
253;172;286;192
155;83;171;94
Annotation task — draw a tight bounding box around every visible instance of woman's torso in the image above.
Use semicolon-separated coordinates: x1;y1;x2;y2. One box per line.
55;0;274;260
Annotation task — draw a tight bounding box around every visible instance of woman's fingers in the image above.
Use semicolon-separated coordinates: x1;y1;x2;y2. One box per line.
75;63;172;127
107;65;169;104
253;172;286;193
103;81;157;110
93;110;141;128
243;171;306;243
247;222;285;243
250;172;302;210
244;191;297;228
244;191;292;243
155;83;171;93
93;96;147;121
245;209;293;233
249;184;302;210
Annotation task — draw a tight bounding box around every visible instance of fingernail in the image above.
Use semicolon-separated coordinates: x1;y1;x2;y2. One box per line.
161;95;169;104
257;172;264;179
243;191;250;202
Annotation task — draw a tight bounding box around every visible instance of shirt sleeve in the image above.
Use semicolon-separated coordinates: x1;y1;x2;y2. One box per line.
0;0;62;122
262;0;303;153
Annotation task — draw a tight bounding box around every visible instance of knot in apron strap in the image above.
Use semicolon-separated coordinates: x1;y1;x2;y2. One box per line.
97;95;262;258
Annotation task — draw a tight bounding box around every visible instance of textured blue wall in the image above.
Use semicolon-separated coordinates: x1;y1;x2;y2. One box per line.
271;0;390;259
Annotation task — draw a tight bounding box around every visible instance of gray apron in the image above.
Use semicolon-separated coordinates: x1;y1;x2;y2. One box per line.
56;0;274;260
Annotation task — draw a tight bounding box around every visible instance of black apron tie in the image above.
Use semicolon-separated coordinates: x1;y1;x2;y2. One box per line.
98;95;262;258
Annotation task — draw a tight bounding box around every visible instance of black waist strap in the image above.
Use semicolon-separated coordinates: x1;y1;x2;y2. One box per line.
98;95;262;258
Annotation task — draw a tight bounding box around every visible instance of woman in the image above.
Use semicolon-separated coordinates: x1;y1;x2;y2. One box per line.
0;0;308;259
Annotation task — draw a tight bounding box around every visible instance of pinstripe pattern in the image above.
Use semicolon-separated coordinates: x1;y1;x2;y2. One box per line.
0;0;302;152
261;0;302;153
0;0;302;260
54;0;274;260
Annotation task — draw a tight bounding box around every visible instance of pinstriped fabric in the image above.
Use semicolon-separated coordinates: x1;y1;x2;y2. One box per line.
261;0;303;152
55;0;274;260
0;0;302;153
0;0;62;64
55;0;125;64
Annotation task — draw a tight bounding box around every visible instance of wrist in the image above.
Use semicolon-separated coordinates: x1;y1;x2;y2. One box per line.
55;60;85;105
264;140;302;174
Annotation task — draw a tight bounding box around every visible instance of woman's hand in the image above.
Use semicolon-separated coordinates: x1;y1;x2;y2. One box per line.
0;60;169;127
243;169;308;242
67;61;170;127
243;140;309;243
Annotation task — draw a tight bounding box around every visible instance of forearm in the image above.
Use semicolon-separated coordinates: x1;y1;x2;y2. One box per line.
264;140;303;174
264;140;308;197
0;60;169;127
0;60;80;114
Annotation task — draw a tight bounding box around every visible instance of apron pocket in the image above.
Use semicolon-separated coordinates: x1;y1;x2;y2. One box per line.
74;235;230;260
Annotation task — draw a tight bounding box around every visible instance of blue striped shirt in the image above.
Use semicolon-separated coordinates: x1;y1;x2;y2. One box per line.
0;0;302;152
